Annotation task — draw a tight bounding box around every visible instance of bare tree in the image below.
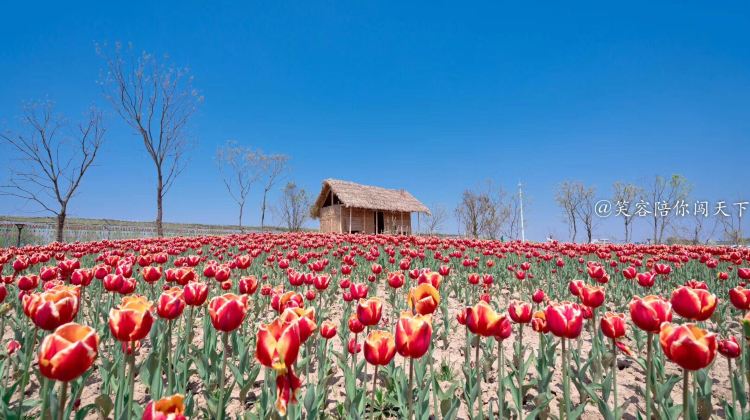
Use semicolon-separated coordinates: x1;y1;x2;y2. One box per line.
1;102;105;242
612;182;641;242
216;141;263;230
720;200;746;245
574;184;597;243
98;43;202;237
455;183;509;239
555;181;583;242
259;154;289;230
422;205;447;235
643;174;691;244
455;190;485;238
276;182;310;231
503;189;526;240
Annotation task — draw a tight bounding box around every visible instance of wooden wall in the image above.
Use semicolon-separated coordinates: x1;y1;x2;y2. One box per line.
319;206;413;234
319;205;342;233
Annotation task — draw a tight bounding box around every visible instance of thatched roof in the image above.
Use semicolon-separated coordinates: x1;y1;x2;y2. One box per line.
311;179;430;218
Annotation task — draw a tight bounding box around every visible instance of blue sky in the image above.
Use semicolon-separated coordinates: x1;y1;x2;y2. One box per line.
1;1;748;241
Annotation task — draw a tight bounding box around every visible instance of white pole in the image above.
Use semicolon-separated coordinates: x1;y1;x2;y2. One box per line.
518;181;526;242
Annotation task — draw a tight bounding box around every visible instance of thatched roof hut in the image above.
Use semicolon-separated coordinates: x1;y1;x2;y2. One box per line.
311;179;430;234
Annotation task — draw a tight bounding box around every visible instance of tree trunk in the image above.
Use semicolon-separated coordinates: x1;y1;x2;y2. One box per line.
571;215;577;243
156;169;164;237
652;217;658;244
260;189;268;231
56;210;66;243
238;201;244;232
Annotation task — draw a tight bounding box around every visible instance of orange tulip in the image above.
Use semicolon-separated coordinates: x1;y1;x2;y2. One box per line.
157;287;186;320
143;394;187;420
670;286;717;321
629;295;672;333
600;312;627;339
23;284;80;331
531;310;548;333
282;307;317;343
274;367;302;416
466;301;504;337
208;293;248;332
395;311;432;359
364;330;397;366
407;283;440;315
256;311;313;374
356;297;383;326
545;302;584;339
659;323;716;370
38;322;98;382
109;295;154;342
256;311;311;415
508;300;533;323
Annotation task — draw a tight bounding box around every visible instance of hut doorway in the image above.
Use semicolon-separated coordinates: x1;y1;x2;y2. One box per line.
375;211;384;234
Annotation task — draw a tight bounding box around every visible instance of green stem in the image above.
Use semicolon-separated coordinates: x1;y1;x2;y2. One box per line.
16;326;37;419
58;381;68;420
729;358;737;417
166;320;174;393
126;347;136;420
611;338;618;415
371;365;379;420
562;338;571;420
475;339;483;419
683;369;689;419
40;377;51;418
498;339;505;418
407;357;414;420
217;332;229;420
646;333;653;420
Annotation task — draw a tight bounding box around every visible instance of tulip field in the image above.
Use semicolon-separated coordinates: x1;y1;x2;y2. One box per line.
1;233;749;419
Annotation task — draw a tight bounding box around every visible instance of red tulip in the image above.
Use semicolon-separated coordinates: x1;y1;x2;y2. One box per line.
729;286;750;311
580;285;605;309
239;276;259;295
23;285;80;331
508;300;533;324
387;272;405;288
183;281;208;306
670;286;717;321
141;266;163;283
356;297;383;326
156;287;186;320
532;289;545;304
545;302;583;339
208;293;248;332
395;311;432;359
348;314;365;334
320;320;337;339
629;295;672;333
718;336;741;359
600;312;627;339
